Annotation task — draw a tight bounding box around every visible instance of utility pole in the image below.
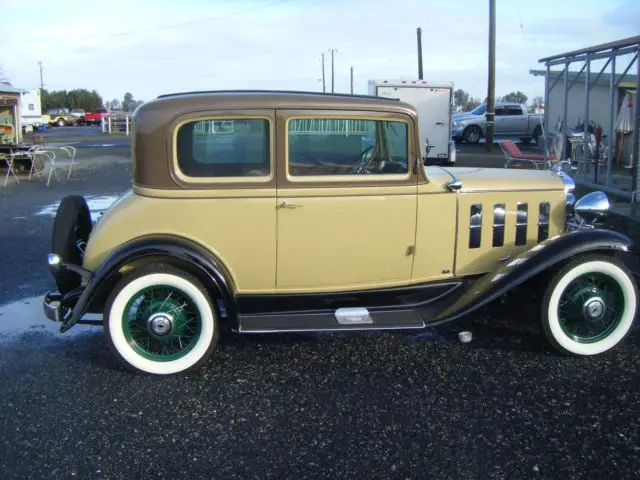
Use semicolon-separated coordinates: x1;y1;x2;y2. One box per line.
417;27;424;80
485;0;496;152
321;53;326;93
350;66;354;94
329;49;337;93
38;61;44;90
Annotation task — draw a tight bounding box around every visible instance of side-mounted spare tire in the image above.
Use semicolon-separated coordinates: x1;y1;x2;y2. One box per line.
52;195;93;294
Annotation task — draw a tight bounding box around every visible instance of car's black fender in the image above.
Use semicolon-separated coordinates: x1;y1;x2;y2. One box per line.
426;228;635;325
60;235;237;333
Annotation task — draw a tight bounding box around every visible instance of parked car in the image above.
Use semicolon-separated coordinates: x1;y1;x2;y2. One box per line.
84;107;110;125
452;102;544;144
43;91;638;375
43;107;80;127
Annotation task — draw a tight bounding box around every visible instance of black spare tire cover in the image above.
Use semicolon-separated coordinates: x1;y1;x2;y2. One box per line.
52;195;93;294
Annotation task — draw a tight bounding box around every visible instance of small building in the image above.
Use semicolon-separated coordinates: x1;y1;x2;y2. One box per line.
0;82;26;144
529;69;638;135
20;88;45;131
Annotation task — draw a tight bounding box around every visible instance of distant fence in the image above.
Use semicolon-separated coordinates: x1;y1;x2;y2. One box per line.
102;114;133;135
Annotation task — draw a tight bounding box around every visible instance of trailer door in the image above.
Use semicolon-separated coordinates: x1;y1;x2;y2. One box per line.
375;85;451;160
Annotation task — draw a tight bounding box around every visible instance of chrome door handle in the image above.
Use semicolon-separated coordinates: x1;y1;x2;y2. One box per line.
435;122;445;126
278;201;302;209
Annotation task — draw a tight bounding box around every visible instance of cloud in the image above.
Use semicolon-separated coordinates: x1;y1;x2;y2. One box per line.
2;0;638;103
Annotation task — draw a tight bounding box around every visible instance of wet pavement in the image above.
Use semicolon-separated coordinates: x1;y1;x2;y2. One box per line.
0;150;639;479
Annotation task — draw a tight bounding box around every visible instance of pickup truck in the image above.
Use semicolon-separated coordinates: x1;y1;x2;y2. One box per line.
451;102;543;144
84;107;110;125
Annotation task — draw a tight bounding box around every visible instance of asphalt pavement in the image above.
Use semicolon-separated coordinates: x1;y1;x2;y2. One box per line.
0;134;639;479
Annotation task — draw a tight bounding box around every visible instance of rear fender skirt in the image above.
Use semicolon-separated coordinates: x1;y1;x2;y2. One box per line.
59;235;236;333
429;229;634;324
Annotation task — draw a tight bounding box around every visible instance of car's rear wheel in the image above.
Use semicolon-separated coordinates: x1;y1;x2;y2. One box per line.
104;264;219;375
533;126;542;144
541;254;637;356
57;118;66;127
463;125;482;144
52;195;92;294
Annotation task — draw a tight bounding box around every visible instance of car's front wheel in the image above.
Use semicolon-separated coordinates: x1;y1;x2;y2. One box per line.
462;125;482;144
104;264;219;375
541;254;637;356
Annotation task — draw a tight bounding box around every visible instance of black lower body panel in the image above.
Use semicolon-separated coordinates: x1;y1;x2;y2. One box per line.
239;309;424;333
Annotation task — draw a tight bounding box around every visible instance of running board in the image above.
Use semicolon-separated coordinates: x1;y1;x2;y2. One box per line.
238;307;425;333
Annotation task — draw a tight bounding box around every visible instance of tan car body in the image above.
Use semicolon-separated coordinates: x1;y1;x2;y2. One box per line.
83;92;567;295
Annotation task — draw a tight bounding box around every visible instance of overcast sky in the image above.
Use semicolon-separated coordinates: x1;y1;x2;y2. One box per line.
2;0;639;104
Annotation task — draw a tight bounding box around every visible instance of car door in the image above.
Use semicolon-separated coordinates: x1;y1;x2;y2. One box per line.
493;107;510;135
275;110;418;293
506;105;529;136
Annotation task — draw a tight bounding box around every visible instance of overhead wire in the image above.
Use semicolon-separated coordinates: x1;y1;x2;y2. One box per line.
76;0;294;40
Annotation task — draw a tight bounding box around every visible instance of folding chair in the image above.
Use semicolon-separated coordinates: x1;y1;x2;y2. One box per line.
59;146;77;179
501;140;556;170
2;152;20;186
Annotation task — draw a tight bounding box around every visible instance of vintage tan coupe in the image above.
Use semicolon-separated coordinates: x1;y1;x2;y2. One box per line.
43;91;638;375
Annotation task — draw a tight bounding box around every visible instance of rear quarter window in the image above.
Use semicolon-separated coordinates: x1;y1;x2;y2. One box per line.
176;118;270;178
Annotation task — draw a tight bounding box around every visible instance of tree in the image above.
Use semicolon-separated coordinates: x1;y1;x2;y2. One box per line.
41;88;103;111
105;99;121;111
453;89;482;112
500;90;528;104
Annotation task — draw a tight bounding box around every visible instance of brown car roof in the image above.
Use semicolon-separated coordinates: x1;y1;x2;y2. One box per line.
132;90;419;189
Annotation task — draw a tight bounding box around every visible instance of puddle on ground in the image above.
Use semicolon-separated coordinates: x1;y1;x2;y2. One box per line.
35;194;122;221
0;296;100;343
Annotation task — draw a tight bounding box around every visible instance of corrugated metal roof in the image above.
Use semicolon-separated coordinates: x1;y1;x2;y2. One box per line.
529;69;638;87
538;35;640;63
0;82;28;94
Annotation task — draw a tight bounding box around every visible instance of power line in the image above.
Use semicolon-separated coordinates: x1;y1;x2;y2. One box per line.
76;0;294;40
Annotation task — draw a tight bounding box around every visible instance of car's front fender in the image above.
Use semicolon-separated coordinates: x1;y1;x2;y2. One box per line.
428;228;634;324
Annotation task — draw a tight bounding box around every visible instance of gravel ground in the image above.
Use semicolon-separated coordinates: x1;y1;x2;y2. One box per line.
0;146;639;479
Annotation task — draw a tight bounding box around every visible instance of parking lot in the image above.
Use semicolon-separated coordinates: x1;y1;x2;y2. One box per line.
1;128;639;479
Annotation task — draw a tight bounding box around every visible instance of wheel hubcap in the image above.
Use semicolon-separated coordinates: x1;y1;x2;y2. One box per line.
583;297;605;320
147;312;174;337
558;272;624;343
122;285;202;361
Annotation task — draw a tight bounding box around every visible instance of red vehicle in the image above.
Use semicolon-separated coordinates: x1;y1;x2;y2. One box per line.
84;107;110;126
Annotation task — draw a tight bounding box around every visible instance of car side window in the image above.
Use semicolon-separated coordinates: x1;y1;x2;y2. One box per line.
495;107;508;116
287;118;408;176
507;106;523;116
176;118;270;178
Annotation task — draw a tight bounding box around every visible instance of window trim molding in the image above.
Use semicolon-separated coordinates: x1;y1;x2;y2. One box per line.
282;114;413;185
170;113;275;185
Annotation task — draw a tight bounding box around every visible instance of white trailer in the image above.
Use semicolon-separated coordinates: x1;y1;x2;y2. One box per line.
20;88;45;132
368;79;456;164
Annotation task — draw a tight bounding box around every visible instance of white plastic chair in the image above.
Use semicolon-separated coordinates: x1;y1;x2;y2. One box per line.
2;152;20;186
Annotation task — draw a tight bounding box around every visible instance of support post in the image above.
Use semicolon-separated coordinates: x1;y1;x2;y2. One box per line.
321;53;326;93
417;27;424;80
633;51;640;200
485;0;496;152
350;66;354;94
562;63;569;160
543;64;550;160
101;116;106;133
583;57;593;183
125;115;130;136
108;116;112;135
607;55;616;188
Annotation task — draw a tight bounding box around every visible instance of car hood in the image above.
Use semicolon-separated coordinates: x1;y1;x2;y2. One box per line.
452;113;481;122
432;166;564;192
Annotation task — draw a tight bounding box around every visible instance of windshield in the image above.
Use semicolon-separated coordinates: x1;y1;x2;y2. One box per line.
470;104;486;115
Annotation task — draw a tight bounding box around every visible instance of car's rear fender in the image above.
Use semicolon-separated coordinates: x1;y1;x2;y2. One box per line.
427;228;635;324
59;235;237;333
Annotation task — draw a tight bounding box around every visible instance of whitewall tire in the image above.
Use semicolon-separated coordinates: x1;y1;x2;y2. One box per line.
541;254;638;356
104;264;219;375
